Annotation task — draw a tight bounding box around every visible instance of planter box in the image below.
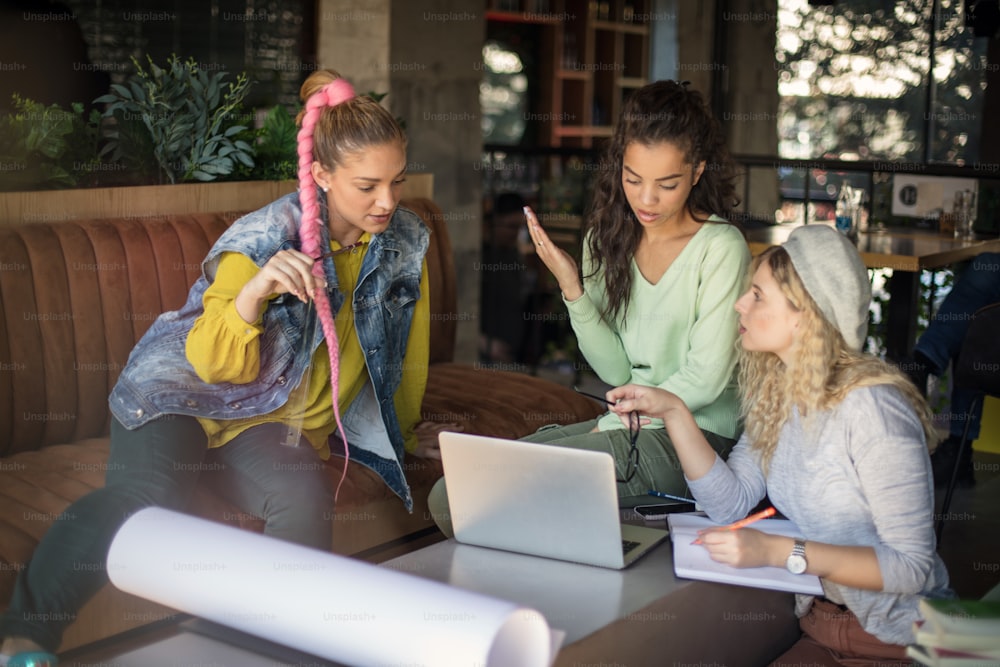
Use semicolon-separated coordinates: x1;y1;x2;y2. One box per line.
0;174;434;225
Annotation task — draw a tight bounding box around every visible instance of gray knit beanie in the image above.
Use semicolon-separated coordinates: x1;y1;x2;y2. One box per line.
782;224;871;352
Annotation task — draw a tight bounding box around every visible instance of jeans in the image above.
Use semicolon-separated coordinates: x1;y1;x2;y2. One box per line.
426;419;735;538
0;417;333;651
915;252;1000;439
519;419;735;507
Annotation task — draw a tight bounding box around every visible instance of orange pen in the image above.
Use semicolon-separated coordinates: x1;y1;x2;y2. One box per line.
691;506;777;545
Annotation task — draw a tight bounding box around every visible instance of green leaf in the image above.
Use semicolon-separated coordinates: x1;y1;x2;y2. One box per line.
207;77;220;108
11;53;262;187
234;151;254;167
111;84;134;100
131;83;147;105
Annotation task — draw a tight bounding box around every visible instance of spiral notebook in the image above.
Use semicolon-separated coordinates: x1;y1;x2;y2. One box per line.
666;513;824;595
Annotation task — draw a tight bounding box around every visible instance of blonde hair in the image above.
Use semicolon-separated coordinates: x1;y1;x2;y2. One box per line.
296;69;406;170
738;247;937;471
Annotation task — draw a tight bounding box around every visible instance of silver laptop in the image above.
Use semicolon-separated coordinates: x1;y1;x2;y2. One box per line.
438;432;669;569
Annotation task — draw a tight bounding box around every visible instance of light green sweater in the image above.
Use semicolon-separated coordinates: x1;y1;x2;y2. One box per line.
565;220;750;439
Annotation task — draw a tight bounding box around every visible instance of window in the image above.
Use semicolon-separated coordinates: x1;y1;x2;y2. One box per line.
481;39;530;145
63;0;317;109
776;0;988;164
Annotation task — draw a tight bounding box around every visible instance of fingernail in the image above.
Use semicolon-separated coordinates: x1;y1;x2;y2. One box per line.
523;206;531;217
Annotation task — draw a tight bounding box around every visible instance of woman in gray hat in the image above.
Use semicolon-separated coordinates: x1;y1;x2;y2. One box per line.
606;224;952;664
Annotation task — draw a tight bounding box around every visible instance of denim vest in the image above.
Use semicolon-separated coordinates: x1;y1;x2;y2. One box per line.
109;191;430;509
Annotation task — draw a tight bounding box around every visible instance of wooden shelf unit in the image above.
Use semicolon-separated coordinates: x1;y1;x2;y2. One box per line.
485;0;651;149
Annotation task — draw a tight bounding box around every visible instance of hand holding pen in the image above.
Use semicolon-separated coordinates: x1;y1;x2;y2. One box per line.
692;506;776;545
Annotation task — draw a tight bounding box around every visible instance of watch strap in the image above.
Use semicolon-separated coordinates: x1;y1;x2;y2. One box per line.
791;539;806;558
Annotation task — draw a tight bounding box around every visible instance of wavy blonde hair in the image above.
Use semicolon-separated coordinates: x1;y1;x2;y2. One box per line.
738;246;938;471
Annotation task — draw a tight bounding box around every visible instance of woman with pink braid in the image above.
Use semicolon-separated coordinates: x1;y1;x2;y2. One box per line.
0;69;442;667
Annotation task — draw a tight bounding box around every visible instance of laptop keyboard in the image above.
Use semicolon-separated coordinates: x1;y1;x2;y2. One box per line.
622;539;641;555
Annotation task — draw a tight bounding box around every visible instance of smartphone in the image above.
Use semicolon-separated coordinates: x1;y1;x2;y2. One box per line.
634;502;697;521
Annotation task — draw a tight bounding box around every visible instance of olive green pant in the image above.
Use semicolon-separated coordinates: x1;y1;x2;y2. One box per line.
427;418;735;538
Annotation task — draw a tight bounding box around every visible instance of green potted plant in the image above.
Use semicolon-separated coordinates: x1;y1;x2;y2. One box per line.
238;104;298;182
95;55;255;184
0;59;429;223
0;95;102;192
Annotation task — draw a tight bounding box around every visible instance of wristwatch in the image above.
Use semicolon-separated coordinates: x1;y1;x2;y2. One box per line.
785;539;807;575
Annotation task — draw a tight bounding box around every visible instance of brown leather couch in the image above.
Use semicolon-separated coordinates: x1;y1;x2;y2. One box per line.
0;197;604;651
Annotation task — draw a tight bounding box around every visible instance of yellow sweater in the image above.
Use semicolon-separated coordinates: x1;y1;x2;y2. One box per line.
185;234;429;457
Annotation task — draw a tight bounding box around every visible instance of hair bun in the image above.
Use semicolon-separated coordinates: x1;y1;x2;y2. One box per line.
322;78;355;107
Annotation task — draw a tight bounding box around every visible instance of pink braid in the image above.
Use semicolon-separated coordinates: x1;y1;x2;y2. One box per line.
296;78;356;503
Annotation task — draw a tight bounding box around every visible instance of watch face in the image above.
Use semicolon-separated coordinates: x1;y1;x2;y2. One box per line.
786;554;807;575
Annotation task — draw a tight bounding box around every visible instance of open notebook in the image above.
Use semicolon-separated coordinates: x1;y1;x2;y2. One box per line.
667;513;824;595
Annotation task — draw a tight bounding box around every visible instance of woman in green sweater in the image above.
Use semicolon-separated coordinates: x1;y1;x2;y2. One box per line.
523;80;749;504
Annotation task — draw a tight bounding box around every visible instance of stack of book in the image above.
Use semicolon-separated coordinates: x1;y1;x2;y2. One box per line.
907;597;1000;666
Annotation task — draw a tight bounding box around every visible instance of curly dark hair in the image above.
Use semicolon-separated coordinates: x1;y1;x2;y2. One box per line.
585;80;740;323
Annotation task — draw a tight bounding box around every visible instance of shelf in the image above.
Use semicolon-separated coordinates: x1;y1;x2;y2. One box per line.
616;23;650;35
539;213;584;230
591;20;647;34
533;230;580;248
592;20;620;32
487;0;650;149
485;10;563;24
617;77;646;88
555;125;615;138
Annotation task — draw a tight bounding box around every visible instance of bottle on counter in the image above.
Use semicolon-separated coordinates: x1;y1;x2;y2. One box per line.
835;181;855;239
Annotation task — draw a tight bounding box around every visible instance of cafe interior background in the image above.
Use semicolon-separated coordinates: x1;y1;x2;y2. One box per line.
3;0;1000;445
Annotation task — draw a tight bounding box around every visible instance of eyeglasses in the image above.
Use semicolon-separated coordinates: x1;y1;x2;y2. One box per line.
617;410;641;484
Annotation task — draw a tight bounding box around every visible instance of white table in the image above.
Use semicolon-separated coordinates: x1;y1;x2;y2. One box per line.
383;537;676;645
63;524;803;666
382;534;802;665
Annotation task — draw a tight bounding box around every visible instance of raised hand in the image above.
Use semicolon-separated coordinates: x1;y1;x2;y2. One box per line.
523;206;584;301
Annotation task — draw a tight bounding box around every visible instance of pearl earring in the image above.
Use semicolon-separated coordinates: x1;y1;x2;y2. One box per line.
321;185;329;192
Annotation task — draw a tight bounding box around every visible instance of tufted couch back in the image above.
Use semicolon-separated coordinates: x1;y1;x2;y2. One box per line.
0;198;455;458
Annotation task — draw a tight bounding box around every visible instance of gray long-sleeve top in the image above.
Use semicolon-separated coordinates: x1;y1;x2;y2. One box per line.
687;384;952;645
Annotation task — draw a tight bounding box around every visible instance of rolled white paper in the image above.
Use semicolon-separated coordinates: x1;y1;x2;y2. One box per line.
107;507;552;667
